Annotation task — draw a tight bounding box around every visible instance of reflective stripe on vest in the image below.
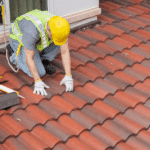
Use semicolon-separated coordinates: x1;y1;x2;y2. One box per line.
30;10;51;17
27;13;48;48
12;11;51;49
12;23;23;42
13;23;19;35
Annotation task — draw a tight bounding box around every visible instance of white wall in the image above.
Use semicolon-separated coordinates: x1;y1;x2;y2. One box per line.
48;0;99;16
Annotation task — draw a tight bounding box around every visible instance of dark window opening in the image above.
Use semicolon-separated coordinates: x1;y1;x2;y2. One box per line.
9;0;47;23
0;5;3;25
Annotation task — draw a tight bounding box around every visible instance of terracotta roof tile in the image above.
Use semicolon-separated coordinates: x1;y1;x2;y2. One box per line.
132;4;150;14
100;3;116;12
104;74;130;90
112;22;132;33
79;130;107;149
145;40;150;45
135;16;150;25
121;33;141;45
4;138;31;150
104;56;127;69
112;142;134;150
123;65;148;81
126;135;150;150
141;59;150;68
66;137;94;150
77;48;99;61
113;37;134;48
68;38;86;51
130;47;150;59
144;102;150;113
104;1;123;9
93;25;116;39
75;31;100;45
117;7;138;18
89;125;121;147
104;12;123;22
121;20;140;31
101;7;108;15
86;44;113;59
127;18;148;28
105;39;126;51
139;43;150;52
103;24;125;36
53;143;71;150
112;0;131;7
111;10;131;20
102;116;134;140
126;6;145;15
139;2;150;10
104;91;141;113
32;126;60;147
129;31;149;43
121;0;135;5
128;0;143;4
141;13;150;20
97;19;108;28
68;33;91;48
113;51;143;66
1;0;150;149
98;14;115;24
77;29;108;42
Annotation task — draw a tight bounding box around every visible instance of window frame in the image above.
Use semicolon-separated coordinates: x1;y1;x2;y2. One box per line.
0;0;49;33
0;0;11;32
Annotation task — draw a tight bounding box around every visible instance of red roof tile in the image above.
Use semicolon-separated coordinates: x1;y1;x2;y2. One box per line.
103;24;125;36
98;14;115;24
126;6;145;15
104;1;123;9
121;20;141;31
100;3;115;12
121;33;141;45
128;0;143;4
132;4;150;14
142;13;150;20
111;10;131;20
1;0;150;149
127;18;147;28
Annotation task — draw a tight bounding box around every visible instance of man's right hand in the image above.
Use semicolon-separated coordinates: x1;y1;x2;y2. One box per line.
33;80;50;96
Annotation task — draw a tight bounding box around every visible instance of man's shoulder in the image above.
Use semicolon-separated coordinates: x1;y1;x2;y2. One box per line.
20;19;39;34
20;19;36;28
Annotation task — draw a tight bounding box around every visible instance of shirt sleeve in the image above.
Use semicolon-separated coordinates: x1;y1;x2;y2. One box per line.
22;20;40;50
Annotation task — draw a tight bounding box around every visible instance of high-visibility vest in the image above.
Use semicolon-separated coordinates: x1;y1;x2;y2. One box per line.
9;9;56;51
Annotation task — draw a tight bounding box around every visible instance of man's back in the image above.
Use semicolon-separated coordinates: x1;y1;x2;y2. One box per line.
10;19;40;51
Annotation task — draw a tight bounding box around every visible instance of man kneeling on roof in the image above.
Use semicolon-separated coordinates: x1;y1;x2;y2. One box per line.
9;9;73;96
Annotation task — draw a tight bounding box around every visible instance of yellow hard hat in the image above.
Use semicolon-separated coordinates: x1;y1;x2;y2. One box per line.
48;16;70;46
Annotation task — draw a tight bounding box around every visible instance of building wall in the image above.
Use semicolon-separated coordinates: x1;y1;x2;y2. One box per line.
49;0;99;16
0;0;101;48
49;0;101;29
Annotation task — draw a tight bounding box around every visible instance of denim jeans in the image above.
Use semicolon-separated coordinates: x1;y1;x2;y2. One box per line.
9;37;60;78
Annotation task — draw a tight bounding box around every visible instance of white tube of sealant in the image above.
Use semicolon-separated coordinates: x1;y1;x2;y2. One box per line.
0;85;25;99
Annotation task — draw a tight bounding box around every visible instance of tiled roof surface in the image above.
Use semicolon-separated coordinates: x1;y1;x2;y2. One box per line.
1;0;150;149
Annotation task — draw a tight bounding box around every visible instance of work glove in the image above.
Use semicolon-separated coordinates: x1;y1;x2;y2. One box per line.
33;80;49;96
60;75;73;92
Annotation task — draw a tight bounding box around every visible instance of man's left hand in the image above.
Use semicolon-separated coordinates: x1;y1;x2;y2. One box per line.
60;75;73;92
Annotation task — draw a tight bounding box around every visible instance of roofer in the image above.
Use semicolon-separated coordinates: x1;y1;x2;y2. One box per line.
8;9;73;96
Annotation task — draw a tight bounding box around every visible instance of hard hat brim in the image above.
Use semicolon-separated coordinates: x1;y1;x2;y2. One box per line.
53;38;68;46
